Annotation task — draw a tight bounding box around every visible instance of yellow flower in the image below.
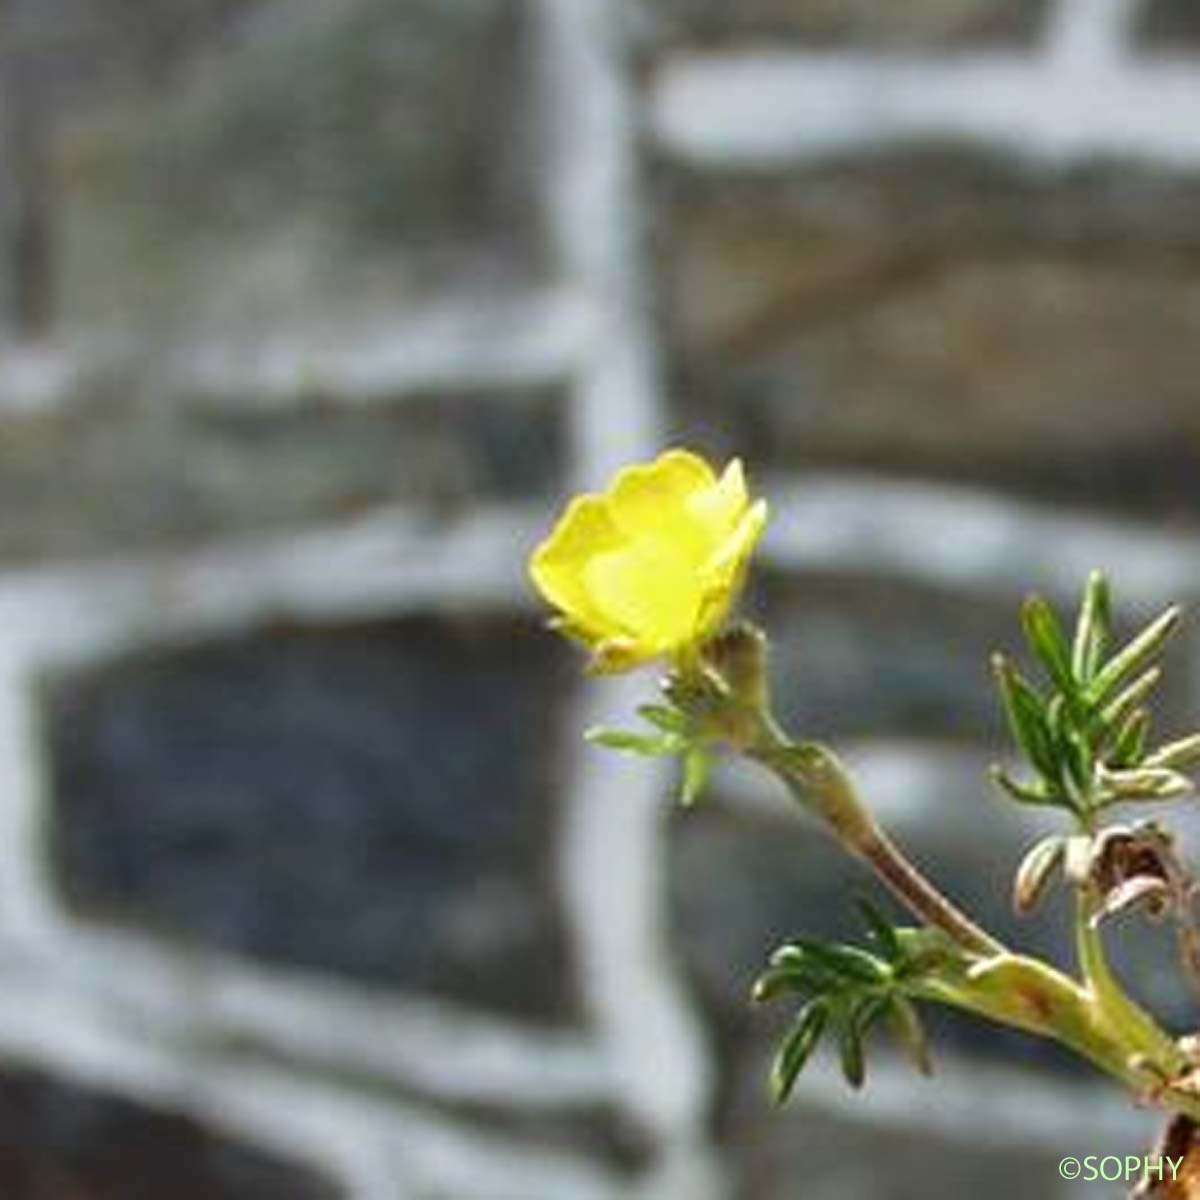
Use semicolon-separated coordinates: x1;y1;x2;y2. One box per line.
529;448;769;672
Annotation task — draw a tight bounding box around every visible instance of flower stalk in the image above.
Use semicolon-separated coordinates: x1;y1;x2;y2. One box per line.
749;730;1003;958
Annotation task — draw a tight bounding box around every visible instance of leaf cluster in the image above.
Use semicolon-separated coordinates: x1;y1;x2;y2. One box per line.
754;900;934;1103
586;702;715;806
992;571;1200;823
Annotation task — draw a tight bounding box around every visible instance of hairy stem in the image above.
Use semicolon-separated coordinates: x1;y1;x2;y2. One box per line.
1075;886;1186;1074
752;734;1002;957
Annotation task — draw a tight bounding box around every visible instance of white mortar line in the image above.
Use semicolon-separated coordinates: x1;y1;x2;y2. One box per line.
1045;0;1139;70
761;472;1200;608
165;287;588;409
652;53;1200;168
0;976;381;1199
783;1047;1160;1152
0;923;612;1109
0;973;626;1200
0;288;584;415
0;503;543;670
0;340;94;413
534;0;720;1187
537;0;663;474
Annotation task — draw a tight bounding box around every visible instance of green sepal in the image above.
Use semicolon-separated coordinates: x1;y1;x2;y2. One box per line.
637;704;688;734
679;747;714;807
584;727;685;756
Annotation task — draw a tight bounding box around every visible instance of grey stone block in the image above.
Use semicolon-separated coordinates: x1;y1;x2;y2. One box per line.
24;0;540;337
46;613;578;1022
657;153;1200;517
0;1065;341;1200
0;386;564;564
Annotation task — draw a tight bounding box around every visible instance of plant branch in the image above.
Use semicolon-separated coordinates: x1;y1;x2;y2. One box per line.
751;733;1003;958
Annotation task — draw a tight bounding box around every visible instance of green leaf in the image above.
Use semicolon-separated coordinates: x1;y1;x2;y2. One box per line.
991;656;1059;780
585;727;684;756
850;993;890;1035
988;766;1064;809
1087;606;1181;708
1021;595;1077;698
887;996;933;1077
1012;835;1066;915
679;747;714;807
1109;709;1150;769
751;965;812;1004
1145;732;1200;771
1060;728;1094;804
1097;765;1193;803
766;945;848;992
1098;667;1162;735
772;1000;829;1104
637;704;688;734
856;897;901;963
1072;571;1112;683
837;1013;867;1089
769;959;847;995
780;938;890;987
892;926;968;977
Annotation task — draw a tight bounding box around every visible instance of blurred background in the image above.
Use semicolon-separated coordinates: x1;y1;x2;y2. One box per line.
1;0;1199;1197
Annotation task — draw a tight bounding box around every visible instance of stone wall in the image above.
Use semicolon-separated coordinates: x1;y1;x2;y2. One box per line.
2;0;1200;1197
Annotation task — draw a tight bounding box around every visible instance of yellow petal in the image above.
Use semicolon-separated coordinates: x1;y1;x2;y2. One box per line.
687;457;748;543
529;493;628;641
582;536;703;654
606;449;718;562
529;448;769;671
696;498;769;638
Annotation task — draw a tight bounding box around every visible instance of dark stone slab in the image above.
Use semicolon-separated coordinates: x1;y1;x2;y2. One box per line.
1134;2;1200;45
657;152;1200;518
0;1065;341;1200
751;569;1013;743
45;614;578;1022
0;386;564;564
721;1101;1074;1200
639;0;1046;50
